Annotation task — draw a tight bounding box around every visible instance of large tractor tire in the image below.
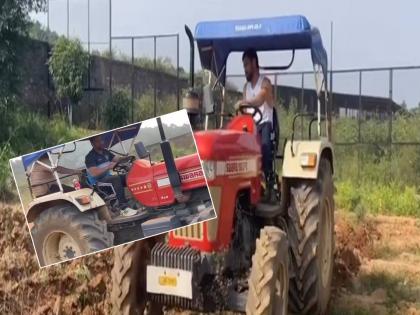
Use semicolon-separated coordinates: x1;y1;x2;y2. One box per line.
246;226;289;315
287;158;334;315
111;237;163;315
31;204;113;266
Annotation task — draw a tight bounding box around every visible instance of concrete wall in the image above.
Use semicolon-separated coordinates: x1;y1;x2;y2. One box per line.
19;38;188;128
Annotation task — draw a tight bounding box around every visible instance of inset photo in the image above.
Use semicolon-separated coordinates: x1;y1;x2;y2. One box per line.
10;109;216;268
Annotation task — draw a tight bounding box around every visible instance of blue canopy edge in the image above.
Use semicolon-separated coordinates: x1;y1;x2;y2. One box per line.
195;15;328;85
21;122;141;170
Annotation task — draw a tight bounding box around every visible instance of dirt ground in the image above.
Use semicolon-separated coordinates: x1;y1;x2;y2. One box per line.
0;203;419;315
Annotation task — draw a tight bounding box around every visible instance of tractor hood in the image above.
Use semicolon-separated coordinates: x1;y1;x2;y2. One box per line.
194;129;261;161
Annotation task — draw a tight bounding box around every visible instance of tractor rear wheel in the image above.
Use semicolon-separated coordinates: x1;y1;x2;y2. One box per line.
246;226;289;315
31;204;113;266
111;237;163;315
287;158;334;315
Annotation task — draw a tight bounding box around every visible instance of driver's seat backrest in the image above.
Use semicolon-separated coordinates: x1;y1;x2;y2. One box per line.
134;141;150;159
271;106;280;152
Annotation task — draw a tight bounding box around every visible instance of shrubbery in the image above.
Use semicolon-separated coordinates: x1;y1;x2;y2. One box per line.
104;90;132;129
0;108;90;198
276;106;420;217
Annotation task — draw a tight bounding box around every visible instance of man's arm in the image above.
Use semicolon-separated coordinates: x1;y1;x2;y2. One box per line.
87;163;115;178
245;78;274;107
236;78;274;110
85;152;115;177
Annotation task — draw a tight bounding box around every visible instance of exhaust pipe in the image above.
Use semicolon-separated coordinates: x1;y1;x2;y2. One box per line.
185;25;194;88
183;25;201;130
156;117;189;203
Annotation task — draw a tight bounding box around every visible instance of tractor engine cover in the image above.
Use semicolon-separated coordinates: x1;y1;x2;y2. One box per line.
126;153;206;208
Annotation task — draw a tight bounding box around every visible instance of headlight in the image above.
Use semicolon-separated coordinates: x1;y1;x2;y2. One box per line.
202;160;216;181
300;153;317;168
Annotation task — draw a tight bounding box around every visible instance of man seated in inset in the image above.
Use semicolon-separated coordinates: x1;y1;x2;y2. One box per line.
85;135;137;217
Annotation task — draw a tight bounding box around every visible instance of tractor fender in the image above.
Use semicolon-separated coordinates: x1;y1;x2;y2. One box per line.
26;188;106;223
282;138;334;180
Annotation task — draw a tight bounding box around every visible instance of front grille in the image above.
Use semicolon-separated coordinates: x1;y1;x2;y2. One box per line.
173;222;203;240
148;243;202;309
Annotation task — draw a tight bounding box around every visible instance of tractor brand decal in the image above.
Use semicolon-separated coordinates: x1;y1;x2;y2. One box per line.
129;181;153;194
216;159;258;177
180;168;203;183
156;168;204;187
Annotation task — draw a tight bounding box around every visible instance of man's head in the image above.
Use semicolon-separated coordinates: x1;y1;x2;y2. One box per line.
90;135;105;151
242;48;259;82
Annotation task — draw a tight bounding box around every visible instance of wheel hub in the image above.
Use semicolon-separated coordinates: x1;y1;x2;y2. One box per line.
43;232;82;264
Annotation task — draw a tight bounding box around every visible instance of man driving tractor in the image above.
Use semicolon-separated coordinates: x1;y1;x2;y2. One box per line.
235;48;276;202
85;135;137;217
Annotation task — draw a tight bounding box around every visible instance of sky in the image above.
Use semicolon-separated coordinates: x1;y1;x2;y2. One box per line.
31;0;420;106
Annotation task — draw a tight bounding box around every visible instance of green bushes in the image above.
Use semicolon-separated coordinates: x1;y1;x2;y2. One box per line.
0;109;90;197
104;90;132;129
276;106;420;217
134;90;178;122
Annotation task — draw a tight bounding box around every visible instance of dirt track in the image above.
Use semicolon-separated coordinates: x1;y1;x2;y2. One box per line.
1;203;419;314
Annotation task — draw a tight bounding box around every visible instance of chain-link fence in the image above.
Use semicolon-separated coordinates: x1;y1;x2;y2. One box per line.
227;66;420;187
109;34;185;120
44;0;188;128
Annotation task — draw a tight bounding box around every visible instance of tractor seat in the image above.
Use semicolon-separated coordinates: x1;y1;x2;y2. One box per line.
81;170;117;201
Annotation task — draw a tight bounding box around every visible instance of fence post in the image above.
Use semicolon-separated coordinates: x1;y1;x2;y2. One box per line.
108;0;112;98
177;34;180;110
301;73;304;138
131;37;135;123
388;69;393;181
388;69;393;144
154;36;157;117
358;71;362;143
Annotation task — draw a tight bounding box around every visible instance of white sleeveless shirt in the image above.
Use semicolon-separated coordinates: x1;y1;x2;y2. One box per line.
245;75;273;125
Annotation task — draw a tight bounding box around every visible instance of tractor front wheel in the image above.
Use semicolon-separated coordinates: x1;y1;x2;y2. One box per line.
111;237;163;315
246;226;289;315
31;204;113;266
287;158;334;315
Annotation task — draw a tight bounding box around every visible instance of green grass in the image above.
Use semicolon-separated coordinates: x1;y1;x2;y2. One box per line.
336;180;420;217
0;110;92;198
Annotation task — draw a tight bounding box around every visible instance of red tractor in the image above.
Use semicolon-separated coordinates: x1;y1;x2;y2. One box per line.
22;115;214;266
111;15;334;315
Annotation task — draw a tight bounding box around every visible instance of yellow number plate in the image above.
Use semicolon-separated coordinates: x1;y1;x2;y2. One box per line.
158;275;177;287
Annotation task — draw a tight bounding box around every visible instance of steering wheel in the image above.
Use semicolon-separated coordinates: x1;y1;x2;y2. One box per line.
113;155;136;173
238;104;263;125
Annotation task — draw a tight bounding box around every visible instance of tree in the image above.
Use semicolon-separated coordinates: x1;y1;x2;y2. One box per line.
0;0;46;106
48;37;89;125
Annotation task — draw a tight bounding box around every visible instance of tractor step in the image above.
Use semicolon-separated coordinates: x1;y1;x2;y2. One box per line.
255;202;283;219
107;210;150;225
142;215;183;237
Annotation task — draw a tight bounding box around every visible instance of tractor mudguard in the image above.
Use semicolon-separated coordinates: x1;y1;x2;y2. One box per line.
26;188;106;223
282;138;334;179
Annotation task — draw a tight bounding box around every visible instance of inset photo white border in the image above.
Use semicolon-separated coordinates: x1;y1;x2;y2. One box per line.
10;109;217;268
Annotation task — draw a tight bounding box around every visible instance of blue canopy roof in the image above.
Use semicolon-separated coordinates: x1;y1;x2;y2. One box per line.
21;122;141;170
195;15;328;85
